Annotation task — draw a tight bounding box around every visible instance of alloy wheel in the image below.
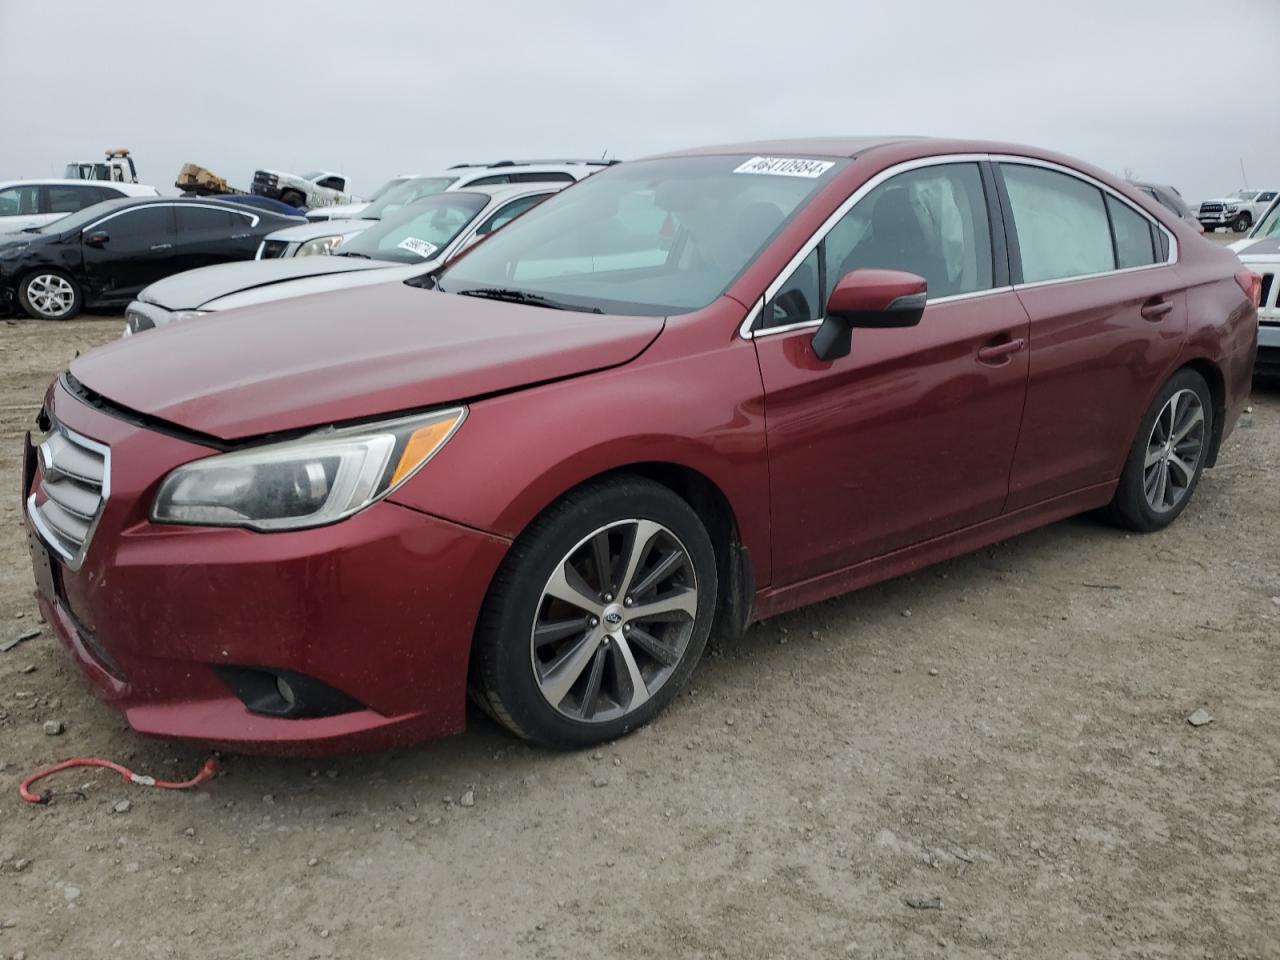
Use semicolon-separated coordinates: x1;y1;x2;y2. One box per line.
26;274;76;318
1143;388;1205;513
530;518;698;723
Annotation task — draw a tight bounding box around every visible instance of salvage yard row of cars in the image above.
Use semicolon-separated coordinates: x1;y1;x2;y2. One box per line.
12;136;1267;756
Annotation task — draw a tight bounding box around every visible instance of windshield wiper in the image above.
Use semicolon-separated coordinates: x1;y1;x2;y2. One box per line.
455;287;601;313
336;251;371;258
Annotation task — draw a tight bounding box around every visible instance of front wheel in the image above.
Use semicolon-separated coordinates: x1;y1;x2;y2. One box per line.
1232;213;1251;233
471;477;718;749
18;271;82;320
1105;369;1213;532
280;189;307;209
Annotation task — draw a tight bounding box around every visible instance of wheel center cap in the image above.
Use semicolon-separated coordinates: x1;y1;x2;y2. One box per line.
602;604;625;628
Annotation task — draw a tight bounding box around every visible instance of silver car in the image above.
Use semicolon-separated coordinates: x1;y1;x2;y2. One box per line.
123;182;565;335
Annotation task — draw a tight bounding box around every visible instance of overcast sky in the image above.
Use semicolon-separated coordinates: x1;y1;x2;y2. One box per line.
1;0;1275;204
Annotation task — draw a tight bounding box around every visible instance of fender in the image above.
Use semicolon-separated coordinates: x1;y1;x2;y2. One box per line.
388;299;775;588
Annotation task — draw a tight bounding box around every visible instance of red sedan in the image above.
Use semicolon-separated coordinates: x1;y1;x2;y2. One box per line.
23;138;1259;753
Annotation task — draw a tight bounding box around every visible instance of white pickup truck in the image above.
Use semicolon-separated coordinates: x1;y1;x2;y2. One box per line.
1197;188;1278;233
250;169;359;210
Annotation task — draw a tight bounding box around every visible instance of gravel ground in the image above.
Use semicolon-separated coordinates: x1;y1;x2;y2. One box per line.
0;307;1277;960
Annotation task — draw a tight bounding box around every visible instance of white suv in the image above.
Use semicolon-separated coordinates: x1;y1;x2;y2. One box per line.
0;179;159;233
304;159;613;222
1198;188;1278;233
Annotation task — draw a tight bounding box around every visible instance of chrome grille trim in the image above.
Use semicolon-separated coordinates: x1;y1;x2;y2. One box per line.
27;423;110;571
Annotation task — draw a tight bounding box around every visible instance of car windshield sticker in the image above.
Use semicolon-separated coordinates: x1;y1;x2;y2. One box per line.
397;237;439;258
733;156;835;179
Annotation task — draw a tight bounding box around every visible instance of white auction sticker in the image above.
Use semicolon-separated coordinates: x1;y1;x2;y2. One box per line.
396;237;439;258
733;156;834;179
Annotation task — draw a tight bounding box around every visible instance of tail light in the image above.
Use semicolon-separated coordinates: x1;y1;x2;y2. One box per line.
1236;271;1262;308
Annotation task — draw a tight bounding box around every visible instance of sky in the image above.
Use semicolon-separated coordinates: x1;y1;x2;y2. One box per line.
1;0;1276;205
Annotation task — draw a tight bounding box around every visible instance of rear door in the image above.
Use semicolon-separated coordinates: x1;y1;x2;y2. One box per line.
753;160;1031;583
81;204;178;297
173;205;260;272
996;161;1186;510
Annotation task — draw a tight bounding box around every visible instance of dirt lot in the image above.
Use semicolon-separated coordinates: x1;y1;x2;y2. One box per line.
1;310;1277;960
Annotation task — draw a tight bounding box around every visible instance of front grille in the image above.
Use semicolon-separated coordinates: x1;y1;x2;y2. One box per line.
252;171;277;187
28;425;110;569
1200;203;1224;215
259;239;289;259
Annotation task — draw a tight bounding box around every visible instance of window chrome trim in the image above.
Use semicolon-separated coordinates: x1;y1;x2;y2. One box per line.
82;202;261;233
741;151;1179;340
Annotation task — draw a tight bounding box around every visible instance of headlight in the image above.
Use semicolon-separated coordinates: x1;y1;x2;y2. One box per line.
0;244;29;260
151;407;465;531
295;234;345;257
1224;205;1239;213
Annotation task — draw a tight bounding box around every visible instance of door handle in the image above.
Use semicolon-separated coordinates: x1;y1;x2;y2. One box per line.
150;242;173;251
976;337;1026;365
1140;297;1174;321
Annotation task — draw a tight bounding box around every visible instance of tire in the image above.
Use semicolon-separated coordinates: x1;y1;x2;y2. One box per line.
1201;224;1215;234
1232;213;1251;234
471;476;718;749
280;189;306;209
18;270;82;321
1104;369;1213;532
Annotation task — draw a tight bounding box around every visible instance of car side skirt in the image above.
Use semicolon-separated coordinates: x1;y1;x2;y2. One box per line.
753;480;1117;621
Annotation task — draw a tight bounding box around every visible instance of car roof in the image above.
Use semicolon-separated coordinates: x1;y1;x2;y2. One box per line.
448;182;570;203
0;178;156;194
446;159;612;170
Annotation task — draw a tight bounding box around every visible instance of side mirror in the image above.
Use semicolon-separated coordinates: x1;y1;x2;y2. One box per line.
811;269;927;362
83;231;110;248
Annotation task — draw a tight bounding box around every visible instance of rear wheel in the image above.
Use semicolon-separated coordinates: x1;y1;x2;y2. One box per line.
18;271;82;320
1105;369;1212;532
471;477;717;749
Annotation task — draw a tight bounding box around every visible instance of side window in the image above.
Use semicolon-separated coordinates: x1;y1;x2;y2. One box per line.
315;176;345;191
97;206;174;245
1258;192;1277;203
1002;164;1112;283
1106;195;1156;269
176;206;236;232
0;185;40;217
824;163;993;302
465;175;509;186
475;194;547;236
510;172;575;184
768;248;820;327
46;185;98;214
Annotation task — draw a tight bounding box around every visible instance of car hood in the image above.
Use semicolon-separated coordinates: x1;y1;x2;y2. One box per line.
1234;236;1280;259
267;219;373;243
137;257;396;311
1202;197;1249;207
71;282;665;440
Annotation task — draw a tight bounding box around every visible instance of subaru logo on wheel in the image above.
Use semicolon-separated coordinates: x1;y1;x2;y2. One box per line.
604;611;623;625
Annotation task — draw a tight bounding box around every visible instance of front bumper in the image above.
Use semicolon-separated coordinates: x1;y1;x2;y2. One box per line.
1199;210;1241;227
23;380;511;754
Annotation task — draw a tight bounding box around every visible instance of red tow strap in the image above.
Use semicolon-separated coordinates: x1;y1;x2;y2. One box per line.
20;757;217;805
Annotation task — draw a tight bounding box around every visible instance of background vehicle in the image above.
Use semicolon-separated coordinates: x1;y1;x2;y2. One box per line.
32;138;1255;756
252;168;357;209
1199;188;1278;233
309;175;419;222
63;148;139;183
1231;199;1280;376
0;179;159;233
124;183;562;333
304;160;612;221
0;197;302;320
1129;180;1202;232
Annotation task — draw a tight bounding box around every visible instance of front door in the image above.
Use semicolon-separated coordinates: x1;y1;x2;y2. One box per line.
81;205;177;299
753;161;1031;584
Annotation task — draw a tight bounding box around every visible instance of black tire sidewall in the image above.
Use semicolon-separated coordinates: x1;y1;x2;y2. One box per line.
1233;215;1250;233
476;479;718;749
1113;369;1213;532
18;270;82;321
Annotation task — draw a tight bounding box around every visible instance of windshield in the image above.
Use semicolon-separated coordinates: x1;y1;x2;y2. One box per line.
437;154;845;315
1230;190;1256;200
300;170;326;181
338;191;488;263
365;177;411;203
361;177;457;219
32;198;130;233
1254;199;1280;239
